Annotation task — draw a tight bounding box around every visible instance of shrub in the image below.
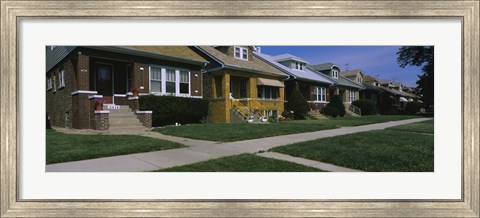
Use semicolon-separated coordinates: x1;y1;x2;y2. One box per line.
321;106;339;117
352;99;377;116
378;95;395;114
285;89;310;119
405;101;422;115
327;95;346;117
139;95;209;127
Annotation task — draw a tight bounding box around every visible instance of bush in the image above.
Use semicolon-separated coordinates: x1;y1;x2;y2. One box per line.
378;95;395;114
321;106;339;117
139;95;209;127
285;89;310;119
352;99;377;116
327;95;346;117
405;101;422;115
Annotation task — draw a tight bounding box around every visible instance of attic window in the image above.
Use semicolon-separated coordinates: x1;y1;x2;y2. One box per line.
234;46;248;60
293;62;306;71
332;69;339;78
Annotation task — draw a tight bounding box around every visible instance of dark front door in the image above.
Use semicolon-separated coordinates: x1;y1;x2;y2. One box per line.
95;63;113;104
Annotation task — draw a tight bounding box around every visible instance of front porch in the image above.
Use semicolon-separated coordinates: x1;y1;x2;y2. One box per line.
207;72;285;123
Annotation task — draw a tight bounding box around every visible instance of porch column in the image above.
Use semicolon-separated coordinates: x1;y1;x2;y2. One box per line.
77;55;89;90
223;73;231;123
71;55;93;129
248;77;257;99
278;86;285;115
133;63;149;93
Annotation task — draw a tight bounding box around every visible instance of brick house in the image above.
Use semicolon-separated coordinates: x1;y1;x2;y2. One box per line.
194;46;289;123
254;52;334;111
309;63;363;116
46;46;208;131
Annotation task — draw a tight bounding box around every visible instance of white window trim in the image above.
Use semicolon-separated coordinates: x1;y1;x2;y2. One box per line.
258;86;278;100
46;77;52;91
332;70;339;79
58;68;65;89
149;65;191;97
234;46;248;61
52;75;57;93
313;87;327;102
348;90;356;103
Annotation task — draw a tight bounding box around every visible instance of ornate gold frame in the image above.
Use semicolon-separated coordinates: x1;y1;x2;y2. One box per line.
1;1;479;217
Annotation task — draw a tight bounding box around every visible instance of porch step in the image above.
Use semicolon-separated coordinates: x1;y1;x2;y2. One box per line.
103;104;149;134
307;110;327;120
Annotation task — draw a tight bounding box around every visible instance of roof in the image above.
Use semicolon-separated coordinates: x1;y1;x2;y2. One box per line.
272;53;309;63
254;52;333;85
309;63;340;71
363;82;384;92
307;65;363;89
363;75;377;82
196;46;288;78
341;70;363;78
124;46;209;63
46;46;209;72
393;82;404;88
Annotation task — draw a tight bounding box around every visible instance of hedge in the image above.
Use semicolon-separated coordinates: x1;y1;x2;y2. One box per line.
352;99;377;116
285;89;310;119
321;106;339;117
139;95;209;127
327;95;346;117
405;101;422;115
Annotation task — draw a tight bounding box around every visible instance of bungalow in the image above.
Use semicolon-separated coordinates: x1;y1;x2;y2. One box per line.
253;52;334;112
195;46;288;123
309;63;363;116
46;46;209;131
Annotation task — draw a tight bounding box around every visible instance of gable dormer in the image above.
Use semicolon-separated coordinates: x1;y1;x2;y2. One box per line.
272;54;308;71
331;66;340;79
213;46;253;61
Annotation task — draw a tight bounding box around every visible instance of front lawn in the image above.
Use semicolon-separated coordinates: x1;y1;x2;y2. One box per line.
271;120;434;172
156;115;419;142
387;119;434;134
47;129;185;164
157;153;323;172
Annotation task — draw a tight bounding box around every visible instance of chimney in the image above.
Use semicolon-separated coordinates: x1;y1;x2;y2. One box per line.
257;46;262;53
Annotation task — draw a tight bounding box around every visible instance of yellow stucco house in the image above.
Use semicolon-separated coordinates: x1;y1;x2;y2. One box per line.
195;46;288;123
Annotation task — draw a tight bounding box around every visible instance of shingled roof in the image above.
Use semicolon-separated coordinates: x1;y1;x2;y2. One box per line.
124;46;209;63
197;46;288;78
310;63;339;71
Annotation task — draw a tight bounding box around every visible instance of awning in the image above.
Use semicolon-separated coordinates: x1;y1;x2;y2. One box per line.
257;78;285;87
399;97;408;102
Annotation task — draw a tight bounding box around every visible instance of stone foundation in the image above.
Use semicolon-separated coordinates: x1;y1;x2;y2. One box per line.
127;97;139;111
93;111;109;131
136;111;152;129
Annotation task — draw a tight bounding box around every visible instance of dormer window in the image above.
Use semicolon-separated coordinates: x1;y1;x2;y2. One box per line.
234;46;248;60
357;76;362;83
292;62;306;71
332;69;339;78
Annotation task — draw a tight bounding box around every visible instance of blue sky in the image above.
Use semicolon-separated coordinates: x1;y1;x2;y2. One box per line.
258;46;423;87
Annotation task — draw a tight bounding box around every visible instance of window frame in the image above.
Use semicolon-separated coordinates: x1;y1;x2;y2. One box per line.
349;90;356;102
46;77;52;91
257;85;279;100
234;46;248;61
58;67;65;89
149;65;191;97
313;86;327;102
332;69;339;78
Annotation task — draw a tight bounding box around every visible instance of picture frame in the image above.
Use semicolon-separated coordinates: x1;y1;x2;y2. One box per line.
1;0;478;217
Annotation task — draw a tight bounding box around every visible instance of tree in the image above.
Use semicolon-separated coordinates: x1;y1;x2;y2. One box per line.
397;46;434;109
327;95;346;117
285;88;310;119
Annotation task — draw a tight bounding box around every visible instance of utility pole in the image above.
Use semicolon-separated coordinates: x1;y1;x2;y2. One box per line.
344;63;350;71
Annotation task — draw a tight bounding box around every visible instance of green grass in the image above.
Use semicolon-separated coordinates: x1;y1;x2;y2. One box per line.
387;119;434;134
271;121;434;172
157;153;324;172
156;115;419;142
46;129;185;164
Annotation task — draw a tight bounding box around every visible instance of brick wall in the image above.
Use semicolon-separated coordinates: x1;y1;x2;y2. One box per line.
46;60;75;128
127;97;139;111
132;63;149;94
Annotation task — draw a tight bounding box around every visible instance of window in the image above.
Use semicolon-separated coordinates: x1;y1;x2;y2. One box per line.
313;87;326;102
58;67;65;88
234;46;248;60
165;68;176;93
150;66;192;96
349;91;356;102
150;66;162;93
357;76;362;83
179;70;189;94
52;75;57;92
258;86;279;100
46;77;52;90
332;70;339;78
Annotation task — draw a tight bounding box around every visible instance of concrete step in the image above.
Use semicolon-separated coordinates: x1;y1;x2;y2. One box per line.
109;119;143;126
109;126;148;133
109;113;136;118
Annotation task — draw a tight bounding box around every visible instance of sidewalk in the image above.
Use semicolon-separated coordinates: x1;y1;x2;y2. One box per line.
46;117;432;172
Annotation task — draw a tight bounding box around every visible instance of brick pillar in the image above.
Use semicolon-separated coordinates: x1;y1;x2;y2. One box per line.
133;63;149;94
127;97;139;111
223;73;231;123
248;77;257;98
71;92;92;129
77;55;89;90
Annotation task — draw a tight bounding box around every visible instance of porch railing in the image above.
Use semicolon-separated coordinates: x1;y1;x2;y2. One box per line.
249;99;269;120
348;104;362;116
231;98;250;118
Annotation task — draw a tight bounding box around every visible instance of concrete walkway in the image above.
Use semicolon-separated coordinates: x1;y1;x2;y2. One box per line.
46;118;432;172
257;152;362;172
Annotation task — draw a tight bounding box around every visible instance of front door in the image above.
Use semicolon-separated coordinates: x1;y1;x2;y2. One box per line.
95;63;113;104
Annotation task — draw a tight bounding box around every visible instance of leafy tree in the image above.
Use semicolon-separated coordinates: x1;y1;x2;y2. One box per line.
285;89;310;119
397;46;434;109
327;95;346;117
